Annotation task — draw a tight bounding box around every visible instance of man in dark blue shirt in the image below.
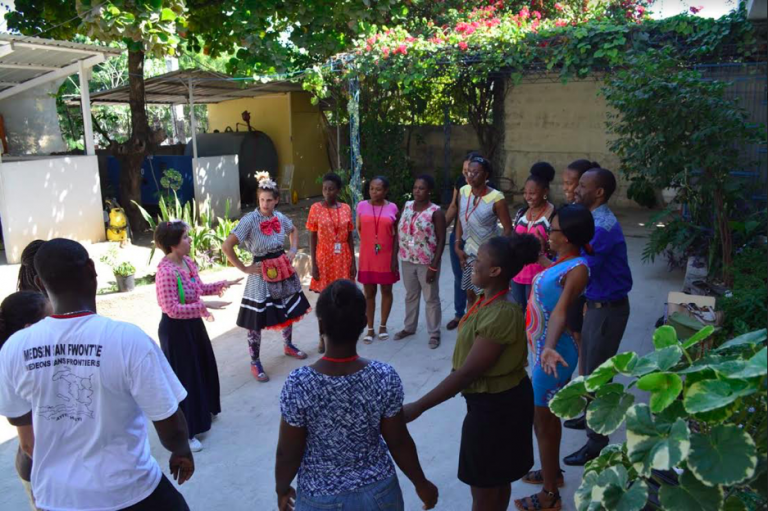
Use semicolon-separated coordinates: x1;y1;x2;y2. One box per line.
564;168;633;466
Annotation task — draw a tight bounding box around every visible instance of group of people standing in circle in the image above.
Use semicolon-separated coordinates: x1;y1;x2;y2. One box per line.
0;152;633;511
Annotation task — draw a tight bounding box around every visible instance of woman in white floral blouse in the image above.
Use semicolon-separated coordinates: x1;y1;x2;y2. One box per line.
395;175;447;348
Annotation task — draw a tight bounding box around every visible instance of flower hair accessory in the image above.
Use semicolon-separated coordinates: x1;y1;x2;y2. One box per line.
255;171;277;191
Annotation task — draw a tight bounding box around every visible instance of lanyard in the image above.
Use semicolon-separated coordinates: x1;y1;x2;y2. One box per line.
324;203;341;241
464;187;487;223
458;288;509;330
372;202;385;241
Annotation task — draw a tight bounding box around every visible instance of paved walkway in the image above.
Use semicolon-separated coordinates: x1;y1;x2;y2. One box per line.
0;208;683;510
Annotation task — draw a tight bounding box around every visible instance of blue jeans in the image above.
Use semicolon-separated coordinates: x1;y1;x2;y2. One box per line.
295;475;404;511
449;231;467;319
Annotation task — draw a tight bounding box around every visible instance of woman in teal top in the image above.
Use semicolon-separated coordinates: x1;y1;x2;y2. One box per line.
515;204;594;511
404;234;539;511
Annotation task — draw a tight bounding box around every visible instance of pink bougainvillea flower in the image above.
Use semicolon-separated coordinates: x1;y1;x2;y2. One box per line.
690;5;703;14
532;10;542;19
555;19;567;27
458;41;468;51
365;44;372;51
637;6;645;15
555;2;564;11
531;19;540;31
519;7;530;19
382;48;390;59
398;44;407;55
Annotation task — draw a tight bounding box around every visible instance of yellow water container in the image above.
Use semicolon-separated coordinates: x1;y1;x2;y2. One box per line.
107;206;128;242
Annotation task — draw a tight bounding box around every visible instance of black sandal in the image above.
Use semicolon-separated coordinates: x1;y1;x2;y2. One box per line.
522;468;565;487
514;490;562;511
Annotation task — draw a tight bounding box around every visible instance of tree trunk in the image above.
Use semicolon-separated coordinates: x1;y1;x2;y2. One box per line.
117;49;151;231
714;185;733;287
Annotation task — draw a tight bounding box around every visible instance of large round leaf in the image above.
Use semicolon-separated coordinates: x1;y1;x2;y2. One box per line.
549;376;589;419
626;404;690;476
688;425;757;486
636;372;683;413
612;352;638;375
587;390;635;435
728;346;767;379
591;465;647;511
684;379;757;414
653;325;679;349
714;329;767;352
659;469;724;511
575;471;599;511
631;346;683;377
586;359;618;392
585;443;637;480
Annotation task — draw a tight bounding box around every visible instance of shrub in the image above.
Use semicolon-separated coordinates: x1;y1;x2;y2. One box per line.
551;326;767;511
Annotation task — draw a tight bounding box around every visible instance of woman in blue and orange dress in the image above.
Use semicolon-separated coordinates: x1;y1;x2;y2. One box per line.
307;173;356;353
515;204;594;511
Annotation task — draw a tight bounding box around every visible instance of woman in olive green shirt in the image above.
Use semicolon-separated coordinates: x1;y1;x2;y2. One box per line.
404;234;539;511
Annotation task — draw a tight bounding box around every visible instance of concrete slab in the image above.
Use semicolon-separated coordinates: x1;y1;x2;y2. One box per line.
0;208;683;510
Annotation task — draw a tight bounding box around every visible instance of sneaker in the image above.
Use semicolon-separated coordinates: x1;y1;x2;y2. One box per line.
284;343;308;360
250;361;269;382
188;437;203;452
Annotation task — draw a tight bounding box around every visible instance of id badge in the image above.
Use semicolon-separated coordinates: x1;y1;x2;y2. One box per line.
334;242;342;254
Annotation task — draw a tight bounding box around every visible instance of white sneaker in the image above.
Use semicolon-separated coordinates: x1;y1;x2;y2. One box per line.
188;437;203;452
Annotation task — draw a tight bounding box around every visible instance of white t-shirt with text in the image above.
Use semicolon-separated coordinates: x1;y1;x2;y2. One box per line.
0;314;187;511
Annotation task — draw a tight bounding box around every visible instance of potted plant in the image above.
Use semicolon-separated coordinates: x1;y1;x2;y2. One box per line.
113;262;137;292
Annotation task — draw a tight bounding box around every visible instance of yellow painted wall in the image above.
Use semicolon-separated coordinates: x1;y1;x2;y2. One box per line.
206;92;328;200
206;94;293;182
502;78;634;207
290;92;327;198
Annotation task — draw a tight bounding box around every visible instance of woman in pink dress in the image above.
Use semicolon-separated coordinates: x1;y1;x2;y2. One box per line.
357;176;400;344
510;162;556;309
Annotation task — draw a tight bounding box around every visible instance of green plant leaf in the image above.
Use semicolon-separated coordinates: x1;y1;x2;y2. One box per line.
631;346;683;377
596;383;625;397
682;325;715;349
575;471;599;511
688;425;757;486
728;346;767;379
659;469;724;511
714;329;767;352
586;359;618;391
636;372;683;413
591;465;647;511
653;325;679;349
626;404;690;476
585;444;633;477
549;376;588;419
587;391;634;435
160;8;177;22
611;352;638;375
684;379;756;413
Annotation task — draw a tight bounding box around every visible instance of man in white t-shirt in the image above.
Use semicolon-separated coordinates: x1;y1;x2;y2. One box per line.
0;239;195;511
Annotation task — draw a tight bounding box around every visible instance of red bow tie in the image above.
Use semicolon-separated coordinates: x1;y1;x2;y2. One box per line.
260;216;282;235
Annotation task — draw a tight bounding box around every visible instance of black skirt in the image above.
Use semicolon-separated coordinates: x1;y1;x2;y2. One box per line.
159;315;221;438
458;376;534;488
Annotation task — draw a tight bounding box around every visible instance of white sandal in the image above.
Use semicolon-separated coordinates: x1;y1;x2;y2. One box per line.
378;325;389;341
363;328;375;344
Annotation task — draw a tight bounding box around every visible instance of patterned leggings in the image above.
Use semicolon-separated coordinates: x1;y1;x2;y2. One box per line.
247;326;293;364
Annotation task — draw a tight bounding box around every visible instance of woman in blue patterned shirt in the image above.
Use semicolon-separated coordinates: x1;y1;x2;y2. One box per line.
275;279;438;511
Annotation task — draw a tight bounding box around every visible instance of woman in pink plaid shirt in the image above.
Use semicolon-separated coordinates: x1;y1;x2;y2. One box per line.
154;220;241;452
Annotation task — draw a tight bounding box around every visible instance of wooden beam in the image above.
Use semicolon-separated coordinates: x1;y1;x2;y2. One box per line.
0;62;59;71
0;54;105;102
79;60;95;156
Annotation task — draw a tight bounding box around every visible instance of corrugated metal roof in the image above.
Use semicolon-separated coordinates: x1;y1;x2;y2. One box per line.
0;33;121;97
72;69;305;105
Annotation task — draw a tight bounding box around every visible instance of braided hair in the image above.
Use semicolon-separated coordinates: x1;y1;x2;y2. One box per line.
315;279;367;344
17;240;45;292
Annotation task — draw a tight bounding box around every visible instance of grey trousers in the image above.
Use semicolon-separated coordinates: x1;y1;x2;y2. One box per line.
401;260;442;337
582;300;630;447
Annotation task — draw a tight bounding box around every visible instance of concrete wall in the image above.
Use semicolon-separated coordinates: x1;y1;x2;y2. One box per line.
194;155;241;220
407;125;481;178
502;77;635;208
290;92;327;199
0;156;105;263
0;79;68;156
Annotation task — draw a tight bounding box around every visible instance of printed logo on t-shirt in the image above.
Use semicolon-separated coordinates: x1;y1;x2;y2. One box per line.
23;342;103;422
